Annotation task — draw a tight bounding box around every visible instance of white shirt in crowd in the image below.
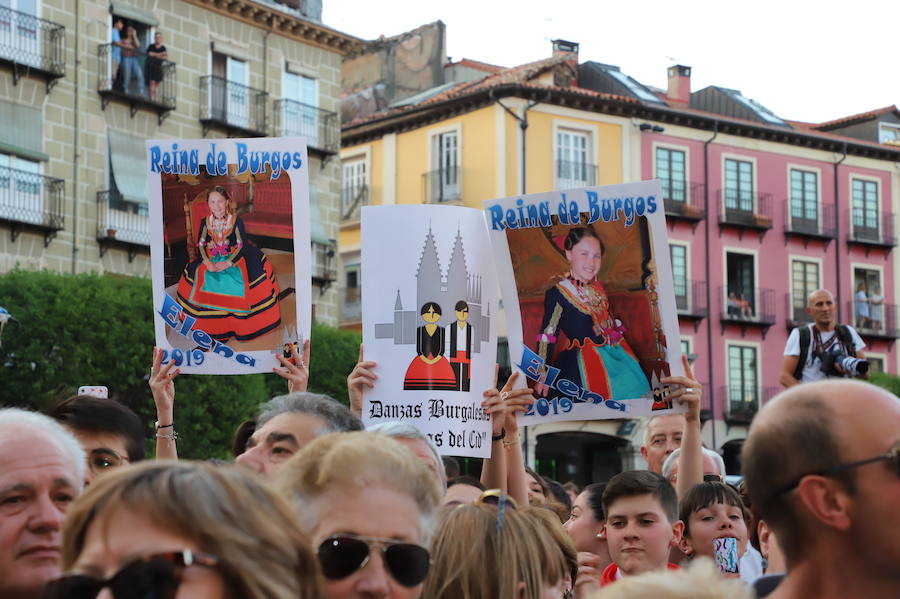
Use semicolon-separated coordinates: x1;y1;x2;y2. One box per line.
783;323;866;383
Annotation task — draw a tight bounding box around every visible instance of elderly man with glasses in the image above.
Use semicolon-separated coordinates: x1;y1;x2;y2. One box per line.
742;379;900;599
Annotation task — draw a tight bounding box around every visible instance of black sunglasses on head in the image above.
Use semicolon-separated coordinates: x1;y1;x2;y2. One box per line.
774;443;900;497
42;550;219;599
317;534;430;587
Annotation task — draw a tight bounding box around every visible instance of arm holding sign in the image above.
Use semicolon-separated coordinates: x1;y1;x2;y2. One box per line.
663;355;703;498
479;366;507;493
501;373;534;508
149;347;179;460
273;339;310;393
347;344;377;419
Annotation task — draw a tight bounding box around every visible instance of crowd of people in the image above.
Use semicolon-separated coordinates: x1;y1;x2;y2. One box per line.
1;289;898;599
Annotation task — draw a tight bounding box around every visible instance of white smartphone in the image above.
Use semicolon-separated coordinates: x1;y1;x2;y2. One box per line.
77;386;109;399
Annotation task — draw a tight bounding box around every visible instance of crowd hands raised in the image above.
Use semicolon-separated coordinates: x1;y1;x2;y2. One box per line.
1;341;898;599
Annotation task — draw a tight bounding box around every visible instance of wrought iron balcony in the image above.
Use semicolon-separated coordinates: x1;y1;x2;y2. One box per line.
200;75;268;137
663;181;705;222
717;189;773;231
272;99;338;154
720;286;776;326
96;191;149;260
424;166;461;203
784;201;836;240
0;5;65;88
846;300;900;340
0;164;64;244
784;293;813;329
98;43;176;120
846;209;897;248
555;160;598;190
675;279;708;319
312;239;337;285
341;184;368;222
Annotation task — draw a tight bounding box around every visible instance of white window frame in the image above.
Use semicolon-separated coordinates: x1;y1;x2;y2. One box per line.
281;65;319;143
669;240;690;312
850;261;885;332
725;340;762;410
426;123;462;203
722;246;759;318
0;152;43;225
786;164;822;229
340;151;370;220
787;254;822;323
849;174;882;238
652;141;691;203
552;119;598;191
720;153;758;214
878;122;900;145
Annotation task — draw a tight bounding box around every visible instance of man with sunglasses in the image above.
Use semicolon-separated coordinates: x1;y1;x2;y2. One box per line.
48;395;146;486
742;379;900;599
0;408;85;599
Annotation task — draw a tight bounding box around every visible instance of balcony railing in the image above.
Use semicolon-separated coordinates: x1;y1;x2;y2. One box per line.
96;191;150;250
312;240;337;285
555;160;598;190
676;279;708;319
718;189;773;230
664;181;705;221
98;43;176;113
341;184;368;222
720;286;776;326
846;209;897;248
200;75;268;136
339;287;362;324
721;388;780;425
846;300;900;340
0;165;64;241
424;166;461;203
0;5;65;85
272;99;338;154
784;201;836;239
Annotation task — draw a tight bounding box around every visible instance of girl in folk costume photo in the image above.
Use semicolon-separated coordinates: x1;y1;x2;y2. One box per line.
403;301;458;391
176;185;281;342
534;227;650;402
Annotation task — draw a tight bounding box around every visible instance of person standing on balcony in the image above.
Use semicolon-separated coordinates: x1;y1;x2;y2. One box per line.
869;285;885;331
110;19;125;90
780;289;866;387
145;32;167;102
120;26;145;98
855;282;871;329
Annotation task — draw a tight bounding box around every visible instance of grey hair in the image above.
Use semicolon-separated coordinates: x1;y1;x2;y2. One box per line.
662;447;727;479
367;421;447;489
0;408;86;489
258;392;363;436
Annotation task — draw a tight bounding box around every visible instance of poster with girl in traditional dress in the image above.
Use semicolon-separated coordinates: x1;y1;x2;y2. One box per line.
361;205;498;458
484;180;685;425
147;137;311;374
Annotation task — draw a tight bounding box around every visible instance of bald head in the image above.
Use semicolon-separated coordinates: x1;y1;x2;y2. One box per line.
806;289;836;330
743;380;900;564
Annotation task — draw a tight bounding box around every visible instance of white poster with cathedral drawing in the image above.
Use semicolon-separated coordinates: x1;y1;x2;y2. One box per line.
362;205;498;458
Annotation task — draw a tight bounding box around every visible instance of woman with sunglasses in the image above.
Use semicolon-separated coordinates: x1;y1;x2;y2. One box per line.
276;431;442;599
44;461;323;599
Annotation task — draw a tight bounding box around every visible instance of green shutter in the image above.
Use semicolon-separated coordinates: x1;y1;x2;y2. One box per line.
110;2;159;26
107;129;148;205
0;101;48;162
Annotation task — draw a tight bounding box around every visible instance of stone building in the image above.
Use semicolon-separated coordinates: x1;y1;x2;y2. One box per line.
0;0;359;324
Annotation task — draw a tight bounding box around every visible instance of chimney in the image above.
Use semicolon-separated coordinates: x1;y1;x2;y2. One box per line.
551;39;579;87
667;64;691;107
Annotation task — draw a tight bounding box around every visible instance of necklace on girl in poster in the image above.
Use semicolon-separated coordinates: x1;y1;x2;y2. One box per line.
206;213;234;257
566;273;625;343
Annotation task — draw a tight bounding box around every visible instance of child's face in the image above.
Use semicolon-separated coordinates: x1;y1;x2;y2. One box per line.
601;494;683;576
682;502;748;560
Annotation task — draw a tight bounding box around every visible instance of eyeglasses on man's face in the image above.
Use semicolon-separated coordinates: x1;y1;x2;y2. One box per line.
774;443;900;497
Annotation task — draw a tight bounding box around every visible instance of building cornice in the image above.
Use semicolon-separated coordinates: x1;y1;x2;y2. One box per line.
184;0;364;55
342;83;900;162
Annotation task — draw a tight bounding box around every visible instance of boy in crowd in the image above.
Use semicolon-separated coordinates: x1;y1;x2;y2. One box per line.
600;470;684;585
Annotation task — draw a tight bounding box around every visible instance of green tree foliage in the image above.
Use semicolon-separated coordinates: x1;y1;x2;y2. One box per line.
869;370;900;397
0;269;360;459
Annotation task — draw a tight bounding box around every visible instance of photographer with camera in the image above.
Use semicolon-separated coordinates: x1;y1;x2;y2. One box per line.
780;289;868;387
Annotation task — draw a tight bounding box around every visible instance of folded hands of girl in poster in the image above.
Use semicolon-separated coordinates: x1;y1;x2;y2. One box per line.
146;137;312;374
484;180;686;425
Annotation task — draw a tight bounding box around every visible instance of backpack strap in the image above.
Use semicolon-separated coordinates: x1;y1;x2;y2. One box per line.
794;326;811;382
835;324;857;357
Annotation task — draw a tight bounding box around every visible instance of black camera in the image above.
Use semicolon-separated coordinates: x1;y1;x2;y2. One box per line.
820;345;869;378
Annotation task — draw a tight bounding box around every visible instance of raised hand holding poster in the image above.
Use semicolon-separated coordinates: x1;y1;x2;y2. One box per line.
485;180;684;425
147;137;311;374
362;205;498;458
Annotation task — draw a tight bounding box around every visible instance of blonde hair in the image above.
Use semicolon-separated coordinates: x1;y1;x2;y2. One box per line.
523;506;578;587
275;431;443;543
590;558;753;599
61;461;323;599
424;503;567;599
